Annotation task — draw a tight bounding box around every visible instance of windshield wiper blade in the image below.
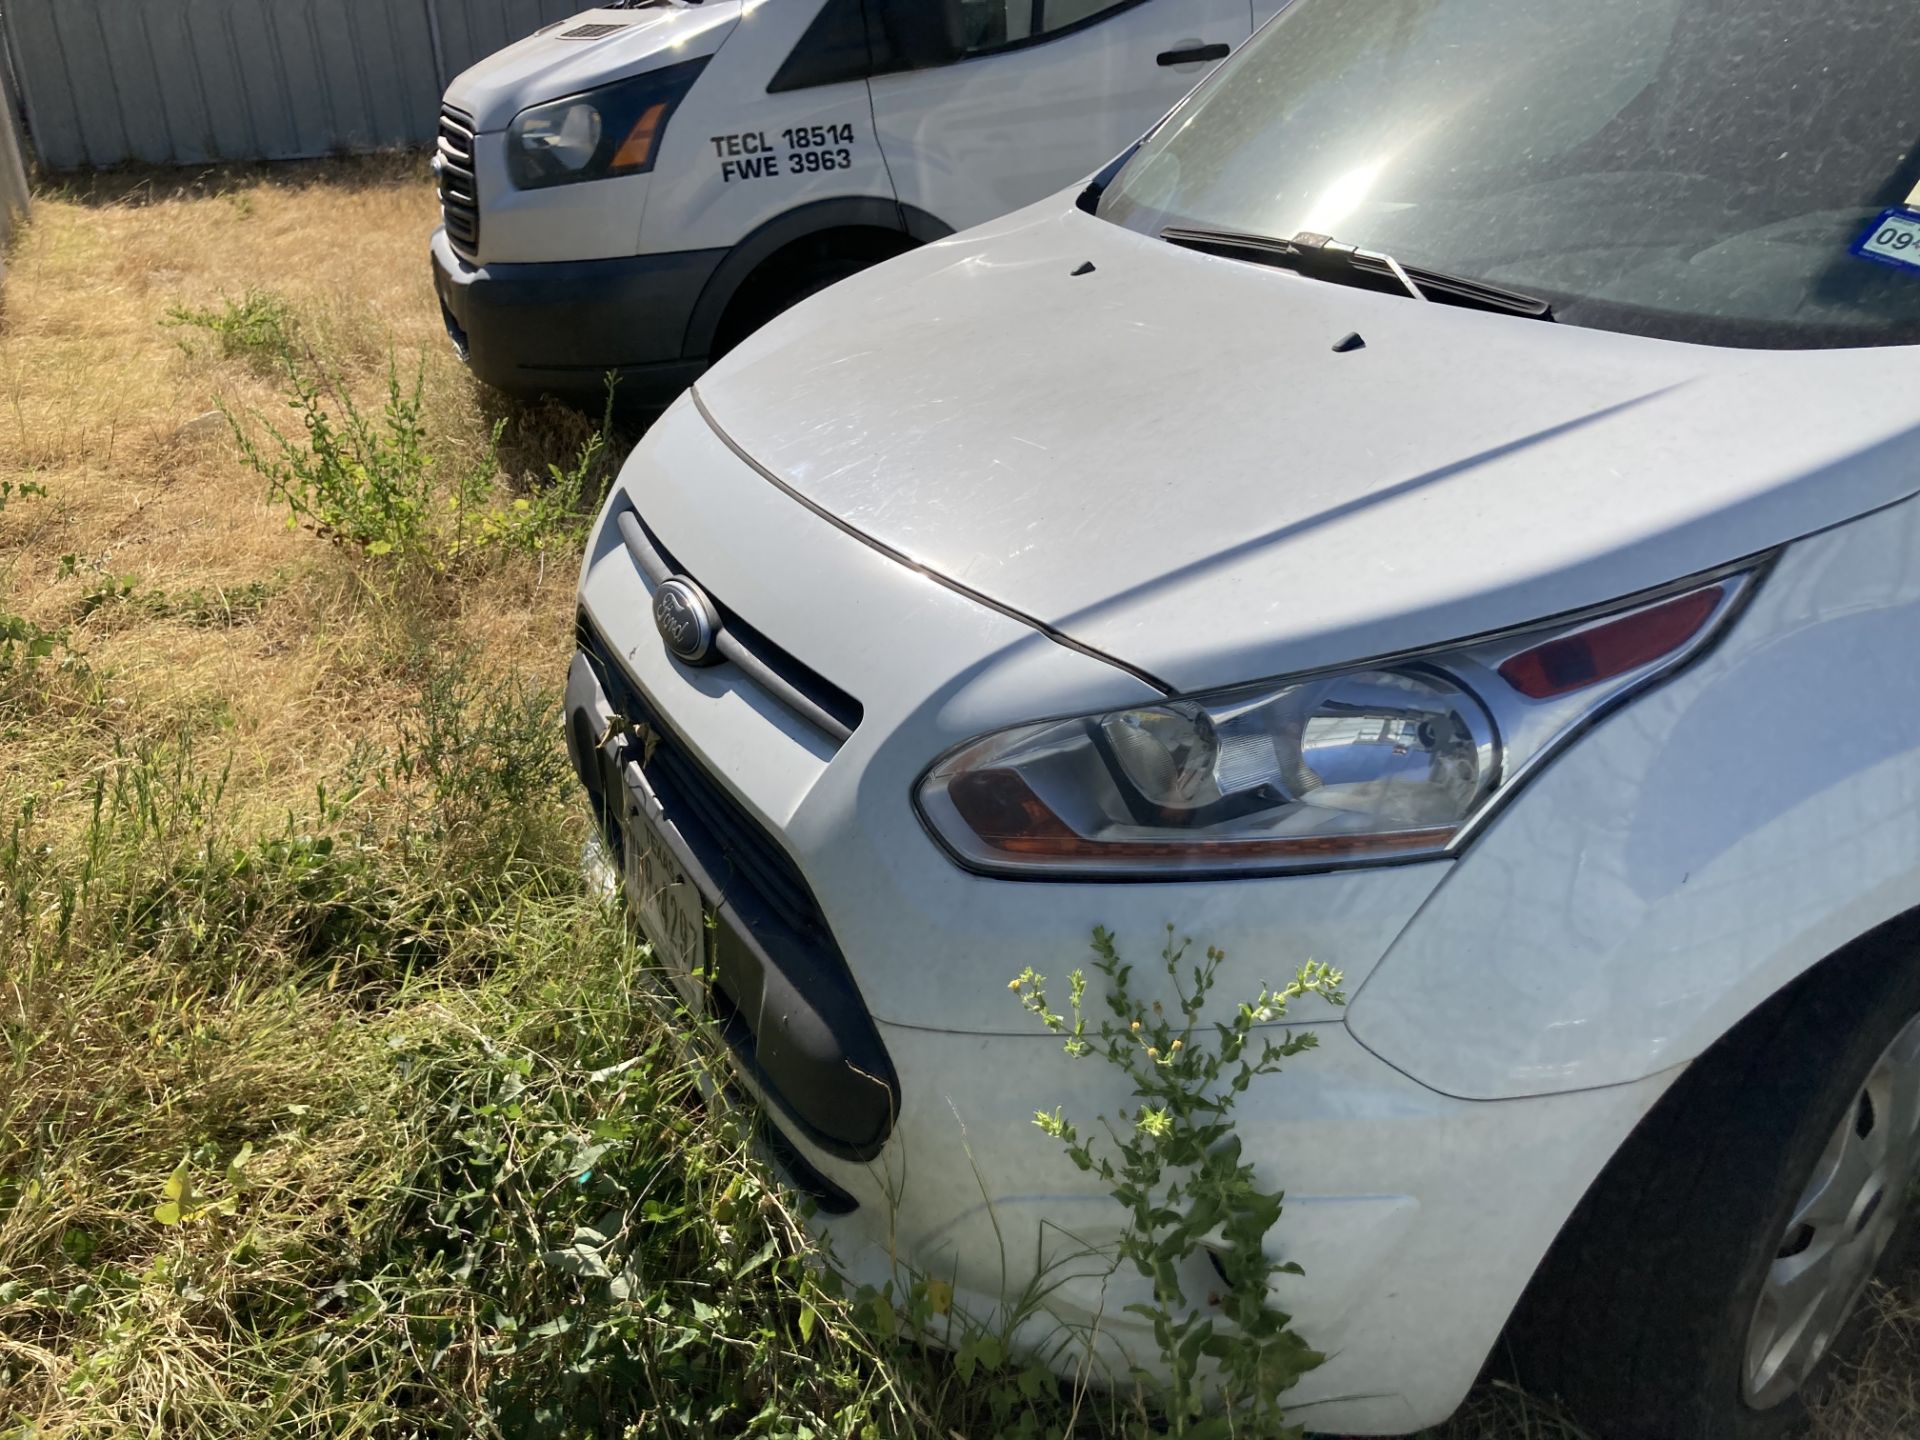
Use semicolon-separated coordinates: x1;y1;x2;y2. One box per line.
1162;225;1554;321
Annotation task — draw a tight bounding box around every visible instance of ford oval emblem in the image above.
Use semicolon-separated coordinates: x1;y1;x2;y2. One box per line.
653;577;720;665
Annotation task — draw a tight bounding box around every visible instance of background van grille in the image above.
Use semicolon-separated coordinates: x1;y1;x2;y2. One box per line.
437;105;479;263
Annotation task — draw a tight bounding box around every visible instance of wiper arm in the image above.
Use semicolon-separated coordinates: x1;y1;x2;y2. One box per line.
1162;225;1554;321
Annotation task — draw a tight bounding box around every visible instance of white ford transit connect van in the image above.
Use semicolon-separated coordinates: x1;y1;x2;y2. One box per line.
566;0;1920;1432
430;0;1266;403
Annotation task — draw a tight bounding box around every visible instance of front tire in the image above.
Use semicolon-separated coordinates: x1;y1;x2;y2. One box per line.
1508;923;1920;1438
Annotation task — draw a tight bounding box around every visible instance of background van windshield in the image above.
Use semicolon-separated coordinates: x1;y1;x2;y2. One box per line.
1101;0;1920;348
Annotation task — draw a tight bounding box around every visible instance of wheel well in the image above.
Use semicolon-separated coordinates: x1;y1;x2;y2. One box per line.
1494;902;1920;1390
709;225;919;360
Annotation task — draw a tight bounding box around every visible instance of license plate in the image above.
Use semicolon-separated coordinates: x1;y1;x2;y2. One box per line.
620;798;708;977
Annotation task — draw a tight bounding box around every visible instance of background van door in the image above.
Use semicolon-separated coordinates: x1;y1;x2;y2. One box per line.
868;0;1249;233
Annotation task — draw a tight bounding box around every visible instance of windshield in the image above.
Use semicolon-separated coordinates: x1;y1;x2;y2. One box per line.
1100;0;1920;348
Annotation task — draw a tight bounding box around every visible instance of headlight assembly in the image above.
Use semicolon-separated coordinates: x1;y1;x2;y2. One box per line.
916;566;1763;878
507;57;707;190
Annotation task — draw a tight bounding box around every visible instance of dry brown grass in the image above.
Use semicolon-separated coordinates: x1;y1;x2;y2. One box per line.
0;155;592;821
1413;1264;1920;1439
1805;1261;1920;1438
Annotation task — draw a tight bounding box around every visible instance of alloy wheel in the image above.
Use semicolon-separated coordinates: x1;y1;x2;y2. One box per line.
1742;1010;1920;1408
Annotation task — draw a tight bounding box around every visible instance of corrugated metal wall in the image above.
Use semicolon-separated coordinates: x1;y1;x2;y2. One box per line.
3;0;584;171
432;0;585;84
0;43;31;287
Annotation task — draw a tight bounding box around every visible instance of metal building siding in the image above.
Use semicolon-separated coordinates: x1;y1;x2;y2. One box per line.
434;0;579;79
0;33;30;285
4;0;567;170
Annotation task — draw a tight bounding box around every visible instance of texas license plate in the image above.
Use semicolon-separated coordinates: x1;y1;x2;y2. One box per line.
620;799;708;977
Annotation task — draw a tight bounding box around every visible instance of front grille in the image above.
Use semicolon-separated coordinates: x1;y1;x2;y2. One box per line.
576;613;900;1161
577;615;833;952
437;105;480;264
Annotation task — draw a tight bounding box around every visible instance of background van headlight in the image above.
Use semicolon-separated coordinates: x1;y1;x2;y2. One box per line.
916;569;1762;878
507;57;707;190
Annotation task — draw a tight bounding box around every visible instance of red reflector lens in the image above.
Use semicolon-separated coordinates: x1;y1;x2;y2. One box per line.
1498;585;1723;700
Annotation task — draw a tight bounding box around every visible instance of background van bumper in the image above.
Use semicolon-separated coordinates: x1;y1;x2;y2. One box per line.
430;226;725;407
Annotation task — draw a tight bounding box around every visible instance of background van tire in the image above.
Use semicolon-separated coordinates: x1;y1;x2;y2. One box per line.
709;231;913;361
1506;920;1920;1439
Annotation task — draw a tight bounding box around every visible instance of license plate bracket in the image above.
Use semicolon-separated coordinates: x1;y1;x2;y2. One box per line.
617;783;710;981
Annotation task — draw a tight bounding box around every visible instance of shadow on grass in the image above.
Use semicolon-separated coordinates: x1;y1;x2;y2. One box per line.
34;151;430;208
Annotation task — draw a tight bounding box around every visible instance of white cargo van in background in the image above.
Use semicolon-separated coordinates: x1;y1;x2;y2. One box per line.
430;0;1257;404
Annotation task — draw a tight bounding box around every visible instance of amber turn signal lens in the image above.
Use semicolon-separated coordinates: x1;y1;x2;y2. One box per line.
611;102;668;172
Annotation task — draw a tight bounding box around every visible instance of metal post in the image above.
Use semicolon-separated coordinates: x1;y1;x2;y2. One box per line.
422;0;449;91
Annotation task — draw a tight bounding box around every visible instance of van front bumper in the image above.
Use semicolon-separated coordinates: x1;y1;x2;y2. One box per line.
430;227;725;406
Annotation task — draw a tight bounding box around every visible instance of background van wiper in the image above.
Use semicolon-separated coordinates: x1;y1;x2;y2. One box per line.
1162;226;1554;321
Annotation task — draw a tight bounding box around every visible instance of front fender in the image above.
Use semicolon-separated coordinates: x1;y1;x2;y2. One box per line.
1349;492;1920;1100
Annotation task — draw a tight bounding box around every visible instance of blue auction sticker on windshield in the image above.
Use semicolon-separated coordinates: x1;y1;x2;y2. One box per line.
1853;208;1920;271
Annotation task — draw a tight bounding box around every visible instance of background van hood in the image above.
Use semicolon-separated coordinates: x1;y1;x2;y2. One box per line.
445;2;740;132
694;201;1920;693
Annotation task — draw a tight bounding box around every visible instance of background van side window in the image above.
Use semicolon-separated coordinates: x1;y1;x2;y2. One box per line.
958;0;1141;55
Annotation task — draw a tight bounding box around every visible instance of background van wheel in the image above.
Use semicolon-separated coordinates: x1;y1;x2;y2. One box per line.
1506;922;1920;1439
708;229;915;362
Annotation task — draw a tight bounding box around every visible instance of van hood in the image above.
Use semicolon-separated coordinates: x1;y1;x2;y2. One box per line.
693;199;1920;693
444;2;741;132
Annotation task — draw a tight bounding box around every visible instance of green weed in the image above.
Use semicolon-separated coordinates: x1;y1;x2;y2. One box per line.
1016;928;1346;1437
0;481;70;681
0;478;48;515
72;571;137;618
0;610;62;673
229;346;476;564
69;571;281;628
372;648;579;882
458;381;621;561
220;326;614;571
164;290;300;374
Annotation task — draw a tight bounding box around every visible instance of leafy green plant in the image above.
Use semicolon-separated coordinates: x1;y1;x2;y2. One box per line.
0;481;65;676
197;292;618;571
143;576;280;628
164;290;299;373
375;648;576;874
73;572;138;618
1014;927;1346;1438
66;569;280;628
229;348;472;563
220;334;621;572
0;611;62;672
459;378;621;560
0;478;48;515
